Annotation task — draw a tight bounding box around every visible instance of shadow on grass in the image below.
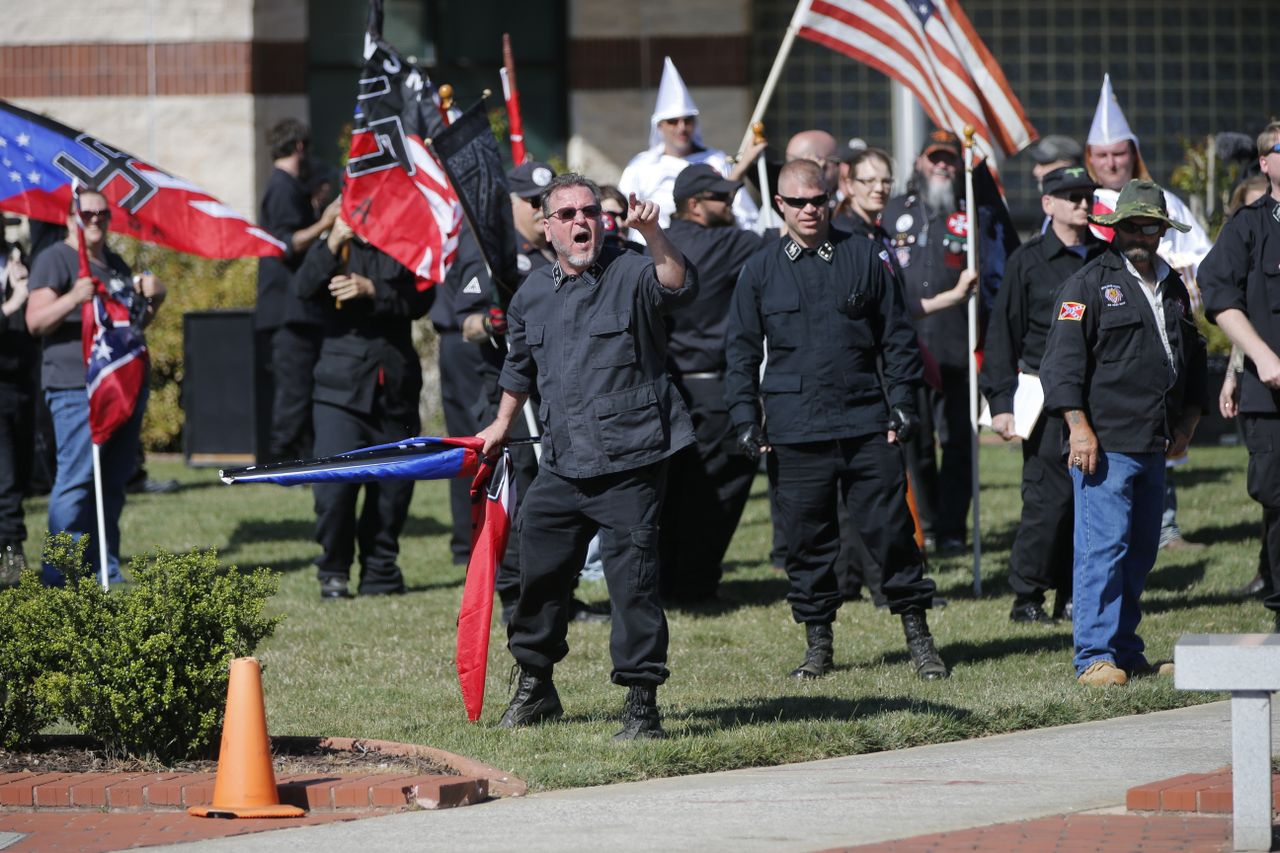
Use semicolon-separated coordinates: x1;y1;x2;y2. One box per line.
1171;465;1234;488
1186;518;1259;546
669;694;975;733
1142;590;1257;615
875;631;1073;669
1146;558;1207;590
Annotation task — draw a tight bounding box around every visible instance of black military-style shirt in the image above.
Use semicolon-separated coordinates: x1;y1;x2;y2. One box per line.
662;218;769;375
1041;249;1209;454
256;167;320;330
981;228;1106;415
293;238;432;420
724;229;922;444
1201;194;1280;414
499;244;698;478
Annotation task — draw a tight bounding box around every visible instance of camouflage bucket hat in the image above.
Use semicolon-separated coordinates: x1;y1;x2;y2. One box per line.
1089;179;1190;232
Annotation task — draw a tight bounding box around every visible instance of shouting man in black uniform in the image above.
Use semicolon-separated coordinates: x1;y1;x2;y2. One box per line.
659;164;769;604
478;173;698;740
725;159;948;681
1200;120;1280;631
981;166;1106;624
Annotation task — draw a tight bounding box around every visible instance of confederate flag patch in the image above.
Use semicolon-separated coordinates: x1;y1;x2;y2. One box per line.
1058;301;1086;321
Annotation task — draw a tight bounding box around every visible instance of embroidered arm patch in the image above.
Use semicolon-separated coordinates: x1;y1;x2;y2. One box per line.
1057;301;1085;321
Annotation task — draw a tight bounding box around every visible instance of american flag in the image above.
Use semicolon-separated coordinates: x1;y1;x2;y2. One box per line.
795;0;1036;158
0;100;284;259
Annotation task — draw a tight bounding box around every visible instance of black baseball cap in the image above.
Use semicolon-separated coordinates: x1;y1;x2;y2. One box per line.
508;162;556;199
1040;165;1098;197
673;164;741;204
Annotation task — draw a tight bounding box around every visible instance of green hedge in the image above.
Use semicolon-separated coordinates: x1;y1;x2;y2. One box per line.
0;535;279;762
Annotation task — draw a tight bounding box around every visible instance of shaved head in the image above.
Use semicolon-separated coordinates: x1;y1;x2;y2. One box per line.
786;130;840;191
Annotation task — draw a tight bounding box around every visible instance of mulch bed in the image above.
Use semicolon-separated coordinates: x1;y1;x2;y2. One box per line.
0;735;457;778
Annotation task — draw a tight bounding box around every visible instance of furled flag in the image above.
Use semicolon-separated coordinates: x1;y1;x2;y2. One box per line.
501;33;528;166
220;433;520;722
342;0;463;286
74;191;148;446
429;99;520;300
219;435;484;485
456;450;515;722
794;0;1036;159
0;100;284;259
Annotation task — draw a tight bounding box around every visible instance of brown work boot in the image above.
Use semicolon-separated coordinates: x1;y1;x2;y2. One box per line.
1077;660;1128;687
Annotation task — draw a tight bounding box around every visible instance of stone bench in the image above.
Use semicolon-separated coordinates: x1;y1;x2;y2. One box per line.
1175;633;1280;851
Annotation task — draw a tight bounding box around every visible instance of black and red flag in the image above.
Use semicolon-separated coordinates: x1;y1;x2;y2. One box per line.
342;0;462;286
429;99;520;299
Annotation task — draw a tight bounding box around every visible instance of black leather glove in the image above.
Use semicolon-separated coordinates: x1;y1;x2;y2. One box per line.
887;407;917;443
737;424;766;461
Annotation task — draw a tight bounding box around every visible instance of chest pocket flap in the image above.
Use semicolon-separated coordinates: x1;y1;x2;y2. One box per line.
588;310;635;368
1098;308;1142;330
1097;307;1144;362
762;285;801;350
526;324;545;346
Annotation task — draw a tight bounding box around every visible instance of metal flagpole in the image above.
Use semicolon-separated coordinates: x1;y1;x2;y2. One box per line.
91;442;110;590
962;125;981;597
736;0;812;158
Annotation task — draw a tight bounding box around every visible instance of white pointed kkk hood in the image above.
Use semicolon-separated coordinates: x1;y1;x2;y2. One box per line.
1085;73;1150;184
648;57;704;150
1087;73;1137;147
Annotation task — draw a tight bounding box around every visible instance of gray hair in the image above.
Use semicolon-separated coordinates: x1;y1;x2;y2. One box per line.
540;173;602;217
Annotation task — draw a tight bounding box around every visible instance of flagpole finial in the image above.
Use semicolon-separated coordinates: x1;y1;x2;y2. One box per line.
439;84;454;111
752;121;766;145
963;125;976;148
482;88;492;99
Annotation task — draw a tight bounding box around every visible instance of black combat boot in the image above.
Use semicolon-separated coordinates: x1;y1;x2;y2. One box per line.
498;666;564;728
612;685;666;741
789;622;834;679
901;611;949;680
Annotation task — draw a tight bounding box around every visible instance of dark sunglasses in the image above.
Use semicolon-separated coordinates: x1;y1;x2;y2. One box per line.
696;192;733;204
777;192;829;209
549;204;602;222
1114;221;1164;236
80;208;111;221
1054;191;1093;204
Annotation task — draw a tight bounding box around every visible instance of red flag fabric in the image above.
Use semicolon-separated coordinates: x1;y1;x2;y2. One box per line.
72;195;149;446
0;99;284;259
501;34;528;165
342;4;462;286
455;449;515;722
795;0;1036;159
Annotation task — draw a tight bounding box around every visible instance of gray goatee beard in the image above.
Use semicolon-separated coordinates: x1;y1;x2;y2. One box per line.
1123;245;1152;265
553;234;603;269
923;179;956;216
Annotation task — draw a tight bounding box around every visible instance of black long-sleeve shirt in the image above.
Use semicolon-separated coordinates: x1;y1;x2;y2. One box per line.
725;229;922;444
1200;194;1280;414
981;228;1105;415
662;219;770;375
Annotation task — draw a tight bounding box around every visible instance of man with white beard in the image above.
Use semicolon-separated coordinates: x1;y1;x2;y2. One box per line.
881;130;979;555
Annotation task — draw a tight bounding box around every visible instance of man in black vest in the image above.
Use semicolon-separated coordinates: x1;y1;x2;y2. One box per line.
478;174;698;740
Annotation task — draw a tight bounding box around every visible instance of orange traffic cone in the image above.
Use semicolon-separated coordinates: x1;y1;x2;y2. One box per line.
188;657;305;818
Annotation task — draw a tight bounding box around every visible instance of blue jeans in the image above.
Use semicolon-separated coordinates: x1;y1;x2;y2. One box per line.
43;386;147;586
1071;451;1164;675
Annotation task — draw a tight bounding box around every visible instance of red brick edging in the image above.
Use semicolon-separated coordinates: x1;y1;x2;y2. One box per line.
0;734;525;814
1127;768;1280;815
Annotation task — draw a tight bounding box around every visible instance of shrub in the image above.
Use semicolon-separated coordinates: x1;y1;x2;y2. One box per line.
0;536;280;763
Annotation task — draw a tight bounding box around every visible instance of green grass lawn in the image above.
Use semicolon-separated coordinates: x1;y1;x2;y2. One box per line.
19;441;1265;791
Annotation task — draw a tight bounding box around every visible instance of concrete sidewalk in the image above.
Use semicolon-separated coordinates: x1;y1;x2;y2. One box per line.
143;700;1270;853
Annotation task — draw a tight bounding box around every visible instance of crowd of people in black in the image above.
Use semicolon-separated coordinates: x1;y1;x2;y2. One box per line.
4;72;1278;738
